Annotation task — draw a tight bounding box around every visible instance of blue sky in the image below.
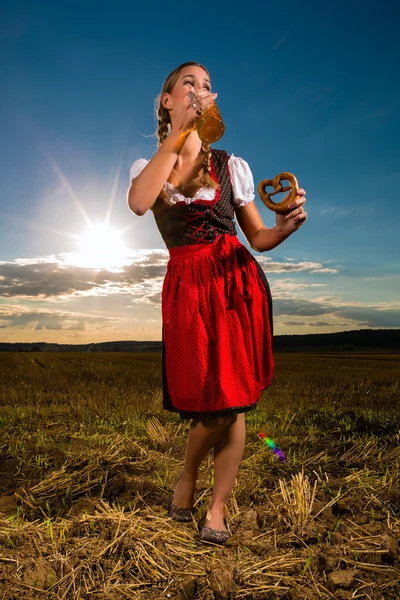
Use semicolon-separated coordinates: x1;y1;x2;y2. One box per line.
1;0;399;343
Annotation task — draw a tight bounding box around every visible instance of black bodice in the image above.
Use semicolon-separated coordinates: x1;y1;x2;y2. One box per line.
151;149;238;249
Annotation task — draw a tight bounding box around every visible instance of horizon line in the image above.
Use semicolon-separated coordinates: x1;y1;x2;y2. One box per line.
0;327;399;347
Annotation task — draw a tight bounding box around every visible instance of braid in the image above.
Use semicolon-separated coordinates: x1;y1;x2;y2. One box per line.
150;102;170;208
156;102;170;149
201;143;219;190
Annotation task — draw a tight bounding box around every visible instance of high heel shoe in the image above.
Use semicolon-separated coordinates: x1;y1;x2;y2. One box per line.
199;517;231;544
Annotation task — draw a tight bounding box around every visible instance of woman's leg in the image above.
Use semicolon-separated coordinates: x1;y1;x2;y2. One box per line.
172;414;236;508
206;413;246;531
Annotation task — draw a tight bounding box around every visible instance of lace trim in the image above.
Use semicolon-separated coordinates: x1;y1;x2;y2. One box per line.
165;153;220;206
164;181;216;204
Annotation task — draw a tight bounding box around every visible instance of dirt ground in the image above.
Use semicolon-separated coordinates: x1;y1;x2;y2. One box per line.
0;352;399;598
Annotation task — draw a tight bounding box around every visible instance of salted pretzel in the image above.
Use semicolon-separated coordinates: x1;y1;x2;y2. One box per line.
258;172;299;214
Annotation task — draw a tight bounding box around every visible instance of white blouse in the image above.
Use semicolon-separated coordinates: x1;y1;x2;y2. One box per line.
129;154;255;208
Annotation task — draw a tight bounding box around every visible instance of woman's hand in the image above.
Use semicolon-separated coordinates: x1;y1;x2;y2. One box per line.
190;90;218;114
275;188;307;234
171;91;218;135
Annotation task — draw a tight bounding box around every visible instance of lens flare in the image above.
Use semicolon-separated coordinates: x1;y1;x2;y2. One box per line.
258;432;287;461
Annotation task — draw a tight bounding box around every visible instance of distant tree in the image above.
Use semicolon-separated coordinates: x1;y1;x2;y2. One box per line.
30;346;42;352
340;344;354;351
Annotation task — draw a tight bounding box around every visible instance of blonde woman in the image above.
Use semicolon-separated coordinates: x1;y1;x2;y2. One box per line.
128;62;307;544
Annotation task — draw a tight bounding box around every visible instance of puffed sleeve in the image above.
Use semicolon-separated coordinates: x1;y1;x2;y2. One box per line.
228;154;255;207
129;158;149;184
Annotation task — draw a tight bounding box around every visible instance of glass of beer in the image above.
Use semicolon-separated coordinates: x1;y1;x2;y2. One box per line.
188;91;225;145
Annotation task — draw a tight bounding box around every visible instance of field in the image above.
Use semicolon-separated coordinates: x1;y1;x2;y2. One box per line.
0;351;399;599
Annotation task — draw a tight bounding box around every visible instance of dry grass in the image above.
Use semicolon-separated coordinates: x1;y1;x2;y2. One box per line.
277;469;318;535
0;351;399;599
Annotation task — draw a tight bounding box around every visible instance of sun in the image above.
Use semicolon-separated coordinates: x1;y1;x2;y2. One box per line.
74;223;130;269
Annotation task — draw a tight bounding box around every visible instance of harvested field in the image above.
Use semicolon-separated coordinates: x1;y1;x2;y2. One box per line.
0;351;399;599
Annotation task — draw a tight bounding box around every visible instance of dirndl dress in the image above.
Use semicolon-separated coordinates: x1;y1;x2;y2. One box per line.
151;149;274;420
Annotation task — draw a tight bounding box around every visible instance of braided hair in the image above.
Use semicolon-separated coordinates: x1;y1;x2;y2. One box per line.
154;62;219;199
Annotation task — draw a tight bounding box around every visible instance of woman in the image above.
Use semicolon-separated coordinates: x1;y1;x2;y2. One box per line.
128;62;307;544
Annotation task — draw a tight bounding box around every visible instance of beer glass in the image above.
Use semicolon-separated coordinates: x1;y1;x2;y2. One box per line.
188;91;225;145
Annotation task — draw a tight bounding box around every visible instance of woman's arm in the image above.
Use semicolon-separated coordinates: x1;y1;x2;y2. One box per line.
127;130;192;216
235;191;307;252
128;88;217;216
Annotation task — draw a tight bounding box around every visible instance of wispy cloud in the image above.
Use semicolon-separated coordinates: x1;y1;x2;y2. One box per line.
271;280;327;292
320;206;350;217
272;29;290;50
280;320;349;328
257;256;338;274
0;305;117;331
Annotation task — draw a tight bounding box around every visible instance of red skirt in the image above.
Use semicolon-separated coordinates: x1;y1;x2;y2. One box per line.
161;233;274;419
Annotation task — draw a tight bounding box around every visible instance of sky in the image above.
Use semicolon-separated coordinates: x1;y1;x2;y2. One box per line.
1;0;399;344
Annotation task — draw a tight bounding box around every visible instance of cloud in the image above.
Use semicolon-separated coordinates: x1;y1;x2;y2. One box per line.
129;279;163;308
0;252;337;301
272;29;290;50
280;320;349;328
0;305;117;331
274;298;400;328
256;256;338;274
0;251;169;299
275;299;331;317
34;318;87;331
145;292;162;307
271;280;327;292
320;207;350;217
362;276;396;281
0;251;397;338
335;307;400;328
310;321;347;327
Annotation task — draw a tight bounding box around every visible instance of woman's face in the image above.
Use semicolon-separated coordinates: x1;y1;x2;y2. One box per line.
163;65;212;110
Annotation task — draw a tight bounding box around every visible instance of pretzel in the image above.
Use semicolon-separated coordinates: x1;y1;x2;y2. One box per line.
258;172;299;214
